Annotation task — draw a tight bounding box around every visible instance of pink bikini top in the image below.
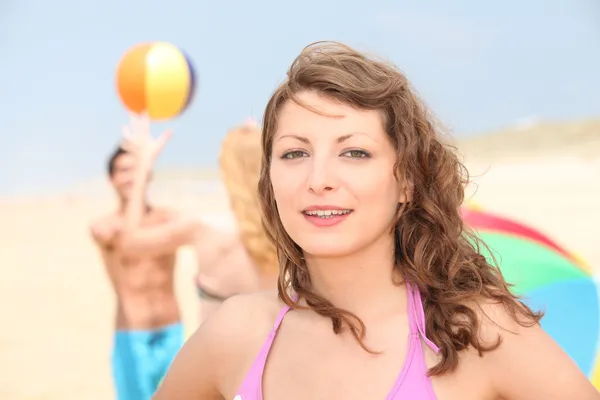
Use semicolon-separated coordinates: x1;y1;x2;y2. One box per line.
234;282;440;400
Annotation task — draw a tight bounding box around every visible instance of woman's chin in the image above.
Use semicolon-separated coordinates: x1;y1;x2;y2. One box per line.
299;240;359;260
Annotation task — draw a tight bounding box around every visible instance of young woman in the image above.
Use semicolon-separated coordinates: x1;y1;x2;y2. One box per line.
154;42;599;399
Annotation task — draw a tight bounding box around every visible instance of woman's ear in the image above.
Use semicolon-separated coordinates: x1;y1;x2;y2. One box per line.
399;178;413;203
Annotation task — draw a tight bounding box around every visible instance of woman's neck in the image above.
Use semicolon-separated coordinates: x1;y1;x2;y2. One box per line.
258;269;279;291
303;235;405;321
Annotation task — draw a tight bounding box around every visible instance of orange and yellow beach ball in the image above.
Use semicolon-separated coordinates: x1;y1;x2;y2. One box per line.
116;42;196;120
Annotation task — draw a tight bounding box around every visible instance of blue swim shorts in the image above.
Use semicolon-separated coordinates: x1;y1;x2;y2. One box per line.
111;322;183;400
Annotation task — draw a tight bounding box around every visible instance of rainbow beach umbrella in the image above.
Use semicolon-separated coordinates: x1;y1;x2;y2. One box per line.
462;205;600;388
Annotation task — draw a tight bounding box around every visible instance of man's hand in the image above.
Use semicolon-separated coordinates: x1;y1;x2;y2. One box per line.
121;113;172;164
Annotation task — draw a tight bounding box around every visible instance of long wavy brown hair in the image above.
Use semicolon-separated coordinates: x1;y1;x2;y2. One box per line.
219;120;278;275
257;41;543;375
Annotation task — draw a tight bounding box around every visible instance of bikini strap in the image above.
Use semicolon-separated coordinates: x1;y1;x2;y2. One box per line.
407;282;440;354
236;295;297;394
272;298;294;331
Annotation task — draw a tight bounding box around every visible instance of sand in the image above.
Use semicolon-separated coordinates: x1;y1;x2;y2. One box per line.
1;132;599;398
0;188;233;400
464;156;600;272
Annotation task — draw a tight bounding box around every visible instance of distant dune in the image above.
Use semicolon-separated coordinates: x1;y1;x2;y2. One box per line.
456;117;600;161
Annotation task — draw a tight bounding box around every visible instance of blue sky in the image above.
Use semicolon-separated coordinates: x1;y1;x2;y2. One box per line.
1;0;599;196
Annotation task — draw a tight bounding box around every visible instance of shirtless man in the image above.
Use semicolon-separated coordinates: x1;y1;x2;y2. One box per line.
90;116;198;400
112;115;275;326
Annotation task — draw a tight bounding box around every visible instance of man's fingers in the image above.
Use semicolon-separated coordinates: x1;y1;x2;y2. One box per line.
122;126;135;142
129;111;151;137
140;112;151;134
157;130;173;149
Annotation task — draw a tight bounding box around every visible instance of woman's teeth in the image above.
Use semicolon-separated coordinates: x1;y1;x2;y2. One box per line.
304;209;352;218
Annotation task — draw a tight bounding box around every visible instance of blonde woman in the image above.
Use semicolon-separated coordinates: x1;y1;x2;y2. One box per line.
119;117;278;325
193;119;279;318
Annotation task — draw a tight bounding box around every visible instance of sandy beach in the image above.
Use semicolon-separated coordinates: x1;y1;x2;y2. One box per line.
0;185;233;399
1;120;599;399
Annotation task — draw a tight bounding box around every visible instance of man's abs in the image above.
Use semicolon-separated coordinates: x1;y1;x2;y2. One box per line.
106;253;180;330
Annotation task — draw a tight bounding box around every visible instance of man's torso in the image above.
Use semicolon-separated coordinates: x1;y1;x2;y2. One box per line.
93;208;180;330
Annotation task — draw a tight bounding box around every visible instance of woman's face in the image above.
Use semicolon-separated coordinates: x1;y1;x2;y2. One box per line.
269;91;408;258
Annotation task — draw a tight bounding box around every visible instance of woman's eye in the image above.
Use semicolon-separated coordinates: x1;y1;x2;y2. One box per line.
281;150;308;159
342;149;370;159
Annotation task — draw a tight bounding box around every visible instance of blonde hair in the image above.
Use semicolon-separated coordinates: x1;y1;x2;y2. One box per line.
219;120;278;275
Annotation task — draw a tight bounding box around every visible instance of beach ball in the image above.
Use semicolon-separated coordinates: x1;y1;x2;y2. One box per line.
116;42;197;120
462;205;600;388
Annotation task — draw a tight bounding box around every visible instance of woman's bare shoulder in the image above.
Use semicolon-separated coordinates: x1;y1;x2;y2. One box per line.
198;290;282;355
154;291;283;399
469;299;599;399
213;290;283;337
